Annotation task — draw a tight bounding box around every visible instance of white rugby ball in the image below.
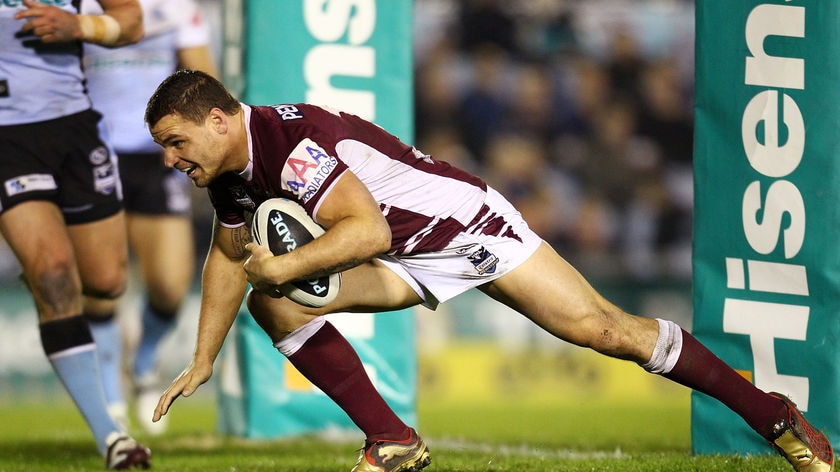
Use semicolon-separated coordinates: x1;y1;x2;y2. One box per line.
251;198;341;308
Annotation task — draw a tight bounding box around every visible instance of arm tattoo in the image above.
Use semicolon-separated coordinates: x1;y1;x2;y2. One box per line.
304;257;367;279
229;225;250;259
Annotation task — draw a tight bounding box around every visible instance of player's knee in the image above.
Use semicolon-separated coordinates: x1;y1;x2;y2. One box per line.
246;290;276;330
575;307;631;357
245;288;264;315
29;258;79;303
246;289;318;342
82;268;126;300
147;282;187;314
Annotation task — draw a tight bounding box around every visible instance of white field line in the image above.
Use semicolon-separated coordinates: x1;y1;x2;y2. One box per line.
426;437;629;460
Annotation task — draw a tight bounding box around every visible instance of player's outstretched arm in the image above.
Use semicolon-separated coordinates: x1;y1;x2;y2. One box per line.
154;219;250;421
15;0;143;47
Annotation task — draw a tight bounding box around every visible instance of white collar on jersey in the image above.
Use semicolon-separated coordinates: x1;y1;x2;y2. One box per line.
239;103;254;180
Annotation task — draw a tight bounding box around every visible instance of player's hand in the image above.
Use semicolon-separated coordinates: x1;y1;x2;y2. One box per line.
153;360;213;422
15;0;82;43
243;242;284;297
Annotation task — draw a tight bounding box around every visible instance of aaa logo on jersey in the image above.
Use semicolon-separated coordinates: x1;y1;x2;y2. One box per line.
281;138;339;204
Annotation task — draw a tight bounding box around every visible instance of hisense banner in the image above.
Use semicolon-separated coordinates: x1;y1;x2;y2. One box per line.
217;0;416;438
693;0;840;454
243;0;413;141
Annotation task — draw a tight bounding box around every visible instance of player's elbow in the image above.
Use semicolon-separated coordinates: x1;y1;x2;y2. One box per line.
118;16;144;45
365;220;392;257
124;24;144;45
110;6;145;46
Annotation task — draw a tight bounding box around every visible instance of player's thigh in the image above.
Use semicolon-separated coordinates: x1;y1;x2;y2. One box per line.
127;213;194;307
67;211;128;298
0;200;72;271
248;258;422;342
0;201;82;317
480;241;656;356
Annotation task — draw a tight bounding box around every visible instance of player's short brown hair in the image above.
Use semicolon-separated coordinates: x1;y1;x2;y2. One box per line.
145;69;241;127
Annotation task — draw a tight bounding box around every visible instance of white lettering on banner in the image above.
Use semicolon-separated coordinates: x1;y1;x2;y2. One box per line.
725;2;810;409
723;299;810;410
744;4;805;90
725;258;809;296
302;0;376;120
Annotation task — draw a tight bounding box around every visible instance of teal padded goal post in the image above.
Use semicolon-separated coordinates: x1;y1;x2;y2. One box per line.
692;0;840;454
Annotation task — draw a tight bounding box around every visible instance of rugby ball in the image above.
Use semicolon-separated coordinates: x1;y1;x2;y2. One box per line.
251;198;340;307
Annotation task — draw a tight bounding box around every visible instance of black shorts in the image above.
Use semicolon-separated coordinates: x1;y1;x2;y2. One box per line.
118;152;192;216
0;109;122;225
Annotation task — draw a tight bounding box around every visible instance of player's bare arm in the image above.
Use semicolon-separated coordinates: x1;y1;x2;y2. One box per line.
15;0;142;46
177;45;219;79
154;220;250;421
243;170;390;291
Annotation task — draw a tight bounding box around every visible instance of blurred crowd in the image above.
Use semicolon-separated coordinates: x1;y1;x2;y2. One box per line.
413;0;695;281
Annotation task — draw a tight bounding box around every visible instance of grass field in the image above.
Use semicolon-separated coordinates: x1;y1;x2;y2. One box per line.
0;392;799;472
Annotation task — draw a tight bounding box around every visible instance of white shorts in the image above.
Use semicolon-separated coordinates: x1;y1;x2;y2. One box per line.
379;187;542;309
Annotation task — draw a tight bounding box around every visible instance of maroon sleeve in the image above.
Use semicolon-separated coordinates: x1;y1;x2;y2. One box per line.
207;175;248;227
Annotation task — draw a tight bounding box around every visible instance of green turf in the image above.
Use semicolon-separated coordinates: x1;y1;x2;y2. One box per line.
0;395;802;471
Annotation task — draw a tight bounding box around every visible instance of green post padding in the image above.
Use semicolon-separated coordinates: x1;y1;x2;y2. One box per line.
216;0;417;438
692;0;840;454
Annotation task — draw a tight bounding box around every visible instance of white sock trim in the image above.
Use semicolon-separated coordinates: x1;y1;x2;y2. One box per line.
47;343;96;360
642;318;683;374
274;317;326;357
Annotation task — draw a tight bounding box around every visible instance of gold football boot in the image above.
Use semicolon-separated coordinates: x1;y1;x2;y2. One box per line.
351;427;431;472
768;392;835;472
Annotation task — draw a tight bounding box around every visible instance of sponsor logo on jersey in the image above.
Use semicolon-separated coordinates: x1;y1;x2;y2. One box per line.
467;245;499;275
273;104;304;121
281;138;339;203
1;0;69;7
230;185;255;211
93;163;117;195
4;174;57;197
89;145;109;165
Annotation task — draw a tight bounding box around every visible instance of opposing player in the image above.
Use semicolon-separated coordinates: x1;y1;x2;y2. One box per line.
0;0;150;469
146;70;834;472
83;0;217;435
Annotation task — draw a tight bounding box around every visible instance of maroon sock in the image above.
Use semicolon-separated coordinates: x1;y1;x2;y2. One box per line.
664;329;786;438
286;321;409;442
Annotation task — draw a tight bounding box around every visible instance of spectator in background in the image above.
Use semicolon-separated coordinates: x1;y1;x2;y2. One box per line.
457;0;518;56
482;132;577;251
604;26;647;106
83;0;217;435
636;58;695;277
413;36;469;153
455;43;512;164
0;0;151;468
504;61;564;146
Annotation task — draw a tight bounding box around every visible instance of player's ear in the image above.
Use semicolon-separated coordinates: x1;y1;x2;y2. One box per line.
207;107;228;133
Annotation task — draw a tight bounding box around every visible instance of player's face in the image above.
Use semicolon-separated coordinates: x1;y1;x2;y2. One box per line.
150;112;226;187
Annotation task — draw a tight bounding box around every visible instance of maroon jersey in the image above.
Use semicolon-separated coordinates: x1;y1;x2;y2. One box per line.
209;103;488;255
